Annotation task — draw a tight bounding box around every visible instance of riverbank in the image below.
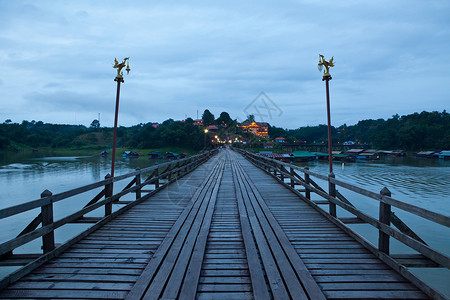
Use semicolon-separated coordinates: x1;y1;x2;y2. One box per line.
0;146;199;167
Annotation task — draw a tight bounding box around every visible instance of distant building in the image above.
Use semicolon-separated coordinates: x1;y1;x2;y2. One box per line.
274;137;285;143
207;125;218;132
264;142;273;149
237;122;269;137
193;119;203;126
152;124;159;128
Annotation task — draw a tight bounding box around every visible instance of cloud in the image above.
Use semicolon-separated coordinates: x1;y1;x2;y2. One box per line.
0;0;449;128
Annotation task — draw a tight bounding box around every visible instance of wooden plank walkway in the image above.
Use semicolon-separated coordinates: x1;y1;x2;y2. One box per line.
0;150;430;299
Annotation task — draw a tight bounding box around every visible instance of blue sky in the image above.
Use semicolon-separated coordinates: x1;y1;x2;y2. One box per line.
0;1;449;129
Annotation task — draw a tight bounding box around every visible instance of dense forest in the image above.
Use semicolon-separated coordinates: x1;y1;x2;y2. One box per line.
0;110;448;152
283;111;450;150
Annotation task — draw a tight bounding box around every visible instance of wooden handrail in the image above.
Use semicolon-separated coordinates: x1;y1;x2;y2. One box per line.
0;151;211;220
0;150;217;259
235;148;450;269
236;148;450;227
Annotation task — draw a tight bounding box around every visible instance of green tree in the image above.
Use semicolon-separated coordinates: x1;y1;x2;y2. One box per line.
245;115;255;123
202;110;215;126
90;119;100;129
216;112;232;126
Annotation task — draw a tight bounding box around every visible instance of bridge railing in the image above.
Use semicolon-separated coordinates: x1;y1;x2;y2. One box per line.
235;147;449;299
0;149;217;288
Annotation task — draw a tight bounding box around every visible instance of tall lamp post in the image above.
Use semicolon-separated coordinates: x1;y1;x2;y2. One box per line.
111;58;131;187
318;54;335;174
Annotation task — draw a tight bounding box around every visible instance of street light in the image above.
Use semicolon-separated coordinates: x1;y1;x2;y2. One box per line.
318;54;335;174
111;57;131;187
204;129;208;149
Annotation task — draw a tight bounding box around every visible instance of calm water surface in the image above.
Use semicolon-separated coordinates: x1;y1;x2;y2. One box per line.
0;151;449;296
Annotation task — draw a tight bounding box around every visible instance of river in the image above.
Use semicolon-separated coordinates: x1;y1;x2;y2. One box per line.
0;151;449;296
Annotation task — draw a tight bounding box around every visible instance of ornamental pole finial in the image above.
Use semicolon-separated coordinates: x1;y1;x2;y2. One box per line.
318;54;334;77
113;57;130;79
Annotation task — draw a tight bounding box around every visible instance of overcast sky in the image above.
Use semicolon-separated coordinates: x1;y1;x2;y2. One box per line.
1;1;449;129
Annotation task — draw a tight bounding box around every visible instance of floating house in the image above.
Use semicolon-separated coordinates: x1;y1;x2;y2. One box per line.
165;152;179;160
345;149;365;157
291;151;316;162
123;151;139;158
314;152;353;162
148;151;163;159
415;151;436;158
380;150;406;157
437;150;450;159
357;151;380;160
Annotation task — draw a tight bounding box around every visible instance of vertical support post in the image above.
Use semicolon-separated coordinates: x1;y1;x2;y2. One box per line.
280;166;284;182
104;174;112;216
135;168;141;201
168;164;173;181
328;172;336;217
41;189;55;254
290;167;295;188
304;167;311;200
379;187;392;255
155;168;160;189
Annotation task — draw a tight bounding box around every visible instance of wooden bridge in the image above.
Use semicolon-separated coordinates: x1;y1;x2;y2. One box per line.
0;149;448;299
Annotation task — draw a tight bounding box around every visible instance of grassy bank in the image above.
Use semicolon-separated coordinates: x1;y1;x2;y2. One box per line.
0;145;200;158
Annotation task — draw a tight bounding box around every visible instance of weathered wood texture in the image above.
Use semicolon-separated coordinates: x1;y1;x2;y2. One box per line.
235;154;430;300
196;155;258;299
0;156;221;299
0;149;440;299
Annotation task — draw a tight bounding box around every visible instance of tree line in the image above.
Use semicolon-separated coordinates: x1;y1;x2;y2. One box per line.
272;110;449;151
1;110;448;151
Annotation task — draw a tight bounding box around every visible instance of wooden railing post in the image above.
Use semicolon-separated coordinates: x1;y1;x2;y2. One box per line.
41;189;55;254
304;167;311;200
135;168;141;201
290;167;295;188
328;172;337;217
155;168;160;189
104;174;112;216
379;187;392;254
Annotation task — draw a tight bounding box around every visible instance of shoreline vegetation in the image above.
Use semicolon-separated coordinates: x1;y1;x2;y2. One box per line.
1;110;449;155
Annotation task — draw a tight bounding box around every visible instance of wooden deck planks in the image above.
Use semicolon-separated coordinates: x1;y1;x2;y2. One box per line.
231;154;326;300
0;149;434;299
236;154;429;300
0;156;220;299
197;156;260;300
125;157;226;299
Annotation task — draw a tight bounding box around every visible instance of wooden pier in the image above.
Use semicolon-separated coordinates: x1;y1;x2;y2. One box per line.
0;149;448;299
